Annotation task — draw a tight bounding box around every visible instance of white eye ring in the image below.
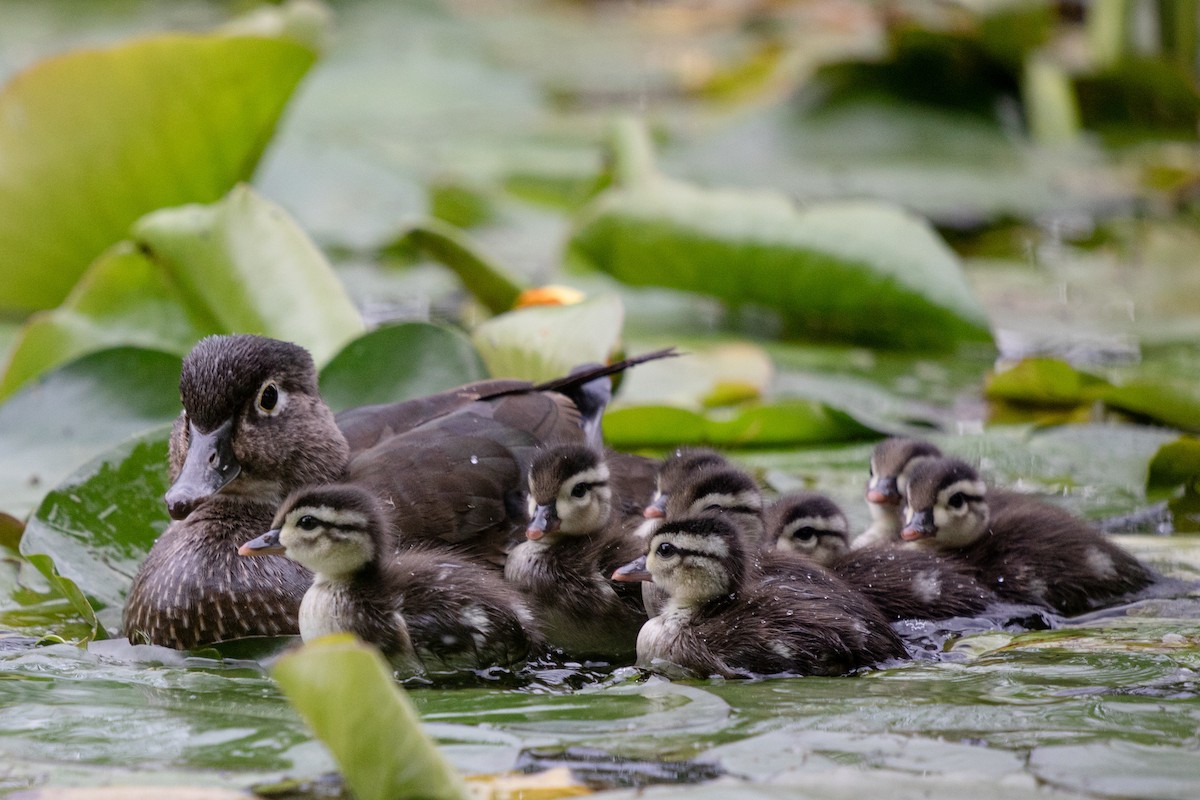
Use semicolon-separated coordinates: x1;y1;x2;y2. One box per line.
256;380;288;417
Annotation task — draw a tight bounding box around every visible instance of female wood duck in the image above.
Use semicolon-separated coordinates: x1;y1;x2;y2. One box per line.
126;333;671;649
855;437;942;550
767;492;995;621
503;445;646;661
239;483;539;672
900;457;1155;615
612;515;908;678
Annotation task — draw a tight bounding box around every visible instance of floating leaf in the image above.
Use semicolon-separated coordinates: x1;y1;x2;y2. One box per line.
1147;436;1200;496
272;635;471;800
20;430;172;635
472;294;624;381
614;342;772;410
985;358;1107;407
603;401;878;449
2;186;365;400
319;323;487;412
568;125;992;350
1100;379;1200;434
0;14;319;312
0;347;181;521
23;553;105;642
395;218;525;314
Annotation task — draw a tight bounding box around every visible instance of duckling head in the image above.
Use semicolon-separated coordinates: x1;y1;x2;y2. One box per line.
866;437;942;510
615;515;747;608
766;492;850;566
662;464;764;548
900;457;989;548
643;447;728;519
526;445;612;541
239;483;385;580
166;335;350;520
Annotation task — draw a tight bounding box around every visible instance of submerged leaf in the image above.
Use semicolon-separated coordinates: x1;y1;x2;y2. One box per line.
569;127;992;350
319;323;487;412
272;636;471;800
472;294;624;381
0;18;318;312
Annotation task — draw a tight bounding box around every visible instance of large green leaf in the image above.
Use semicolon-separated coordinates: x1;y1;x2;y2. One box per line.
568;126;992;350
272;636;471;800
0;347;181;522
472;294;624;381
0;185;366;400
0;15;319;312
319;323;487;412
395;219;525;314
603;401;878;448
20;429;172;635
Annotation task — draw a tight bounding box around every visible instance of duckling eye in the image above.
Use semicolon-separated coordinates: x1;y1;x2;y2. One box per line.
948;492;966;509
655;541;678;559
792;527;818;542
296;515;319;531
258;382;280;414
570;482;588;499
702;502;723;513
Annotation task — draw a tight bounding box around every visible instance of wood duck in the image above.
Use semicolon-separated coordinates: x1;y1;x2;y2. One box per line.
503;445;646;661
611;515;908;678
642;447;730;520
767;492;995;621
855;437;942;550
126;333;671;649
239;483;538;672
900;457;1155;616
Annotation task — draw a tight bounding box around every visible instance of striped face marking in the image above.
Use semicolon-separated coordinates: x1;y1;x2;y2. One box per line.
528;464;612;538
906;478;988;547
775;514;849;565
279;504;375;578
647;531;732;607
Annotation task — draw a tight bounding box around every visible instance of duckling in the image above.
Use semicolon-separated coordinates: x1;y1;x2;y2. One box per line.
900;457;1155;615
855;437;942;550
767;492;995;621
239;483;538;672
504;446;646;660
661;463;766;549
611;515;908;678
642;448;729;520
127;333;672;649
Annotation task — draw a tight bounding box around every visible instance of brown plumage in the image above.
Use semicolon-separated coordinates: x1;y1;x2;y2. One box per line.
858;437;942;549
767;491;995;621
505;445;647;660
902;457;1155;616
128;334;673;649
643;447;730;518
613;515;908;678
240;483;539;672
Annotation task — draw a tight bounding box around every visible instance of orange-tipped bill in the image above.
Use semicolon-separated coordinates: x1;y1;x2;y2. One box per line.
527;504;558;541
900;509;935;542
865;477;900;506
238;529;285;557
612;555;652;583
643;495;666;519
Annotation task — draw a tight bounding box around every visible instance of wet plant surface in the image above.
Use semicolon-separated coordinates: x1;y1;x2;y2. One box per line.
1;1;1200;797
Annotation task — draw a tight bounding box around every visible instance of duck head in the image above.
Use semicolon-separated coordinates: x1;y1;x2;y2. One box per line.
865;437;942;533
662;464;764;549
165;335;350;520
643;447;728;519
239;483;386;579
526;445;612;541
766;492;850;566
900;457;989;548
614;515;747;609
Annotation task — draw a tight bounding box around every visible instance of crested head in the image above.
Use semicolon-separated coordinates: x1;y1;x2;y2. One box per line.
766;492;850;565
867;437;942;502
662;464;764;547
902;457;989;548
526;445;611;537
657;447;728;496
271;483;388;578
647;515;747;607
180;335;318;433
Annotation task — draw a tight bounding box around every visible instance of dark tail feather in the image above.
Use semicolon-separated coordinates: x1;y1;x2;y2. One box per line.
531;347;680;394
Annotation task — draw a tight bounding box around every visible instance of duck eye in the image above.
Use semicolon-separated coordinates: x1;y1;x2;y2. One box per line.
655;541;678;558
258;382;280;414
570;482;588;499
702;502;723;513
948;492;966;509
793;527;817;542
296;515;319;531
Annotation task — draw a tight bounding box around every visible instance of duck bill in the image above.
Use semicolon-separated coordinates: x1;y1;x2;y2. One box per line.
526;504;559;541
611;555;652;583
865;477;901;505
238;529;285;557
642;495;666;519
165;419;241;520
900;509;936;541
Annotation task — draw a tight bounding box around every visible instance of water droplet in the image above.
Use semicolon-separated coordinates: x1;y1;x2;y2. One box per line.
470;455;479;465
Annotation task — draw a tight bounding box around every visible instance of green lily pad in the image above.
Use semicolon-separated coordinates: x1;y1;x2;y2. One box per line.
394;218;525;314
603;401;878;449
1100;379;1200;434
0;347;181;522
568;124;992;350
472;293;624;381
1147;436;1200;496
985;358;1108;407
20;429;172;636
318;323;487;412
0;14;318;313
272;636;470;800
0;185;365;401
